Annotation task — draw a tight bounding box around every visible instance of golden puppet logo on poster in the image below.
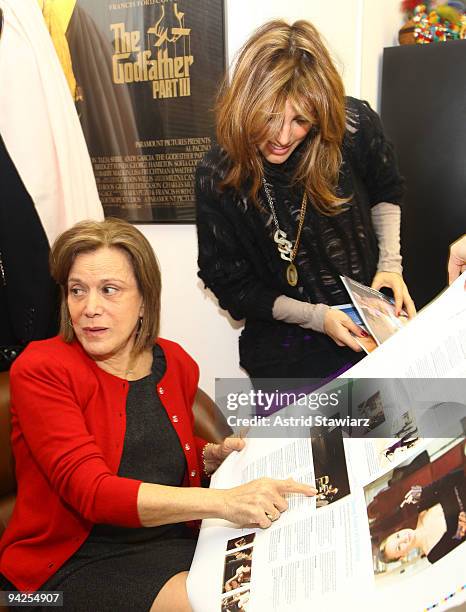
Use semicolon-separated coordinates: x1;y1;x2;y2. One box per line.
111;2;193;99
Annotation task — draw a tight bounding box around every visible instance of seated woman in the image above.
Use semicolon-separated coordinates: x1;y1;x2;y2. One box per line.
0;219;315;611
380;469;466;565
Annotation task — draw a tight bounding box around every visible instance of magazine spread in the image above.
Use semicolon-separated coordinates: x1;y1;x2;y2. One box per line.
187;273;466;612
340;275;409;346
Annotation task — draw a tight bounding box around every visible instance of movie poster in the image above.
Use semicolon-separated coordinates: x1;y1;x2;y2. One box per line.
68;0;224;222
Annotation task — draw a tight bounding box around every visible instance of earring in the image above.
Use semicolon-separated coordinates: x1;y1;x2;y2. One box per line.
137;316;143;332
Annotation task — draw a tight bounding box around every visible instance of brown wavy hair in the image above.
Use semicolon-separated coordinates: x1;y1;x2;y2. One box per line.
216;19;349;215
50;218;161;355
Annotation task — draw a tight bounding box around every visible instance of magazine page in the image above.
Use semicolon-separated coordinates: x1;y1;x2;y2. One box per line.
344;272;466;379
341;272;466;485
341;275;409;345
342;275;466;608
332;303;377;353
361;436;466;612
187;435;374;612
188;275;466;611
188;435;466;612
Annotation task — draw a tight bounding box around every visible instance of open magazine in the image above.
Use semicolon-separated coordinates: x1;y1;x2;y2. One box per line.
335;276;410;353
187;273;466;612
332;302;378;353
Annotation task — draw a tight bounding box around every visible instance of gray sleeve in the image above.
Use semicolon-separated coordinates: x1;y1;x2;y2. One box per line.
272;295;330;333
371;201;403;275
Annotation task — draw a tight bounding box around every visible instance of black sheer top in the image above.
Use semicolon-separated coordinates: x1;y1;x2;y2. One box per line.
196;97;405;372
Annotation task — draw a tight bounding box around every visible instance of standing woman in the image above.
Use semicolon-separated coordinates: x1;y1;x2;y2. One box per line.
196;20;415;379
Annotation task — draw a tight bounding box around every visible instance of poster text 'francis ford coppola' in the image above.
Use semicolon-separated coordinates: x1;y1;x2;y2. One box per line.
110;18;193;99
91;137;211;210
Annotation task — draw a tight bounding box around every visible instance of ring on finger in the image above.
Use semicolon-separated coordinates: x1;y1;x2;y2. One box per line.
265;512;279;521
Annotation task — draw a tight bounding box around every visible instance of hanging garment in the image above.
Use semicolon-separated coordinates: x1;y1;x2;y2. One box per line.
0;0;104;247
0;135;59;371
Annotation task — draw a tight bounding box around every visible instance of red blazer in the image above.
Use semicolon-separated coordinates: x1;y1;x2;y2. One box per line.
0;336;207;592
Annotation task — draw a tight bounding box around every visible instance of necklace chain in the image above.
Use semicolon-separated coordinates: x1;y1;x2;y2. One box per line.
262;179;307;287
262;179;282;240
262;179;307;262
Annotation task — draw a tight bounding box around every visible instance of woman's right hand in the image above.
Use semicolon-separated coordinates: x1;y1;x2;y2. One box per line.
219;477;316;529
323;309;366;352
448;235;466;285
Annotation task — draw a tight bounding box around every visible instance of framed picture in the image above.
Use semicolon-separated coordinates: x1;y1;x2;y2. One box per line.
68;0;225;222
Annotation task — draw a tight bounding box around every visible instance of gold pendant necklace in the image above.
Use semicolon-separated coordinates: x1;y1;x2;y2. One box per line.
262;179;308;287
286;262;298;286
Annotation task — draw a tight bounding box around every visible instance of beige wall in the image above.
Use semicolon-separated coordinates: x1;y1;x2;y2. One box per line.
138;0;403;397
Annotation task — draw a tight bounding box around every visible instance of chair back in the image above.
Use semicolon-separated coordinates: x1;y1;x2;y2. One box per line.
0;372;16;537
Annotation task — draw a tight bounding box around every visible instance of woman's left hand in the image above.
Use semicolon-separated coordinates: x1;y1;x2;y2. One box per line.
371;272;416;318
203;437;246;475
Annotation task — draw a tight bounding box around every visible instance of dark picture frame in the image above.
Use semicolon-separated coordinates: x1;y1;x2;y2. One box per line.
70;0;225;223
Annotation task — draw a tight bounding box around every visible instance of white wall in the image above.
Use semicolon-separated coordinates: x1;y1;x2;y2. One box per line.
225;0;362;95
360;0;404;108
139;0;403;397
